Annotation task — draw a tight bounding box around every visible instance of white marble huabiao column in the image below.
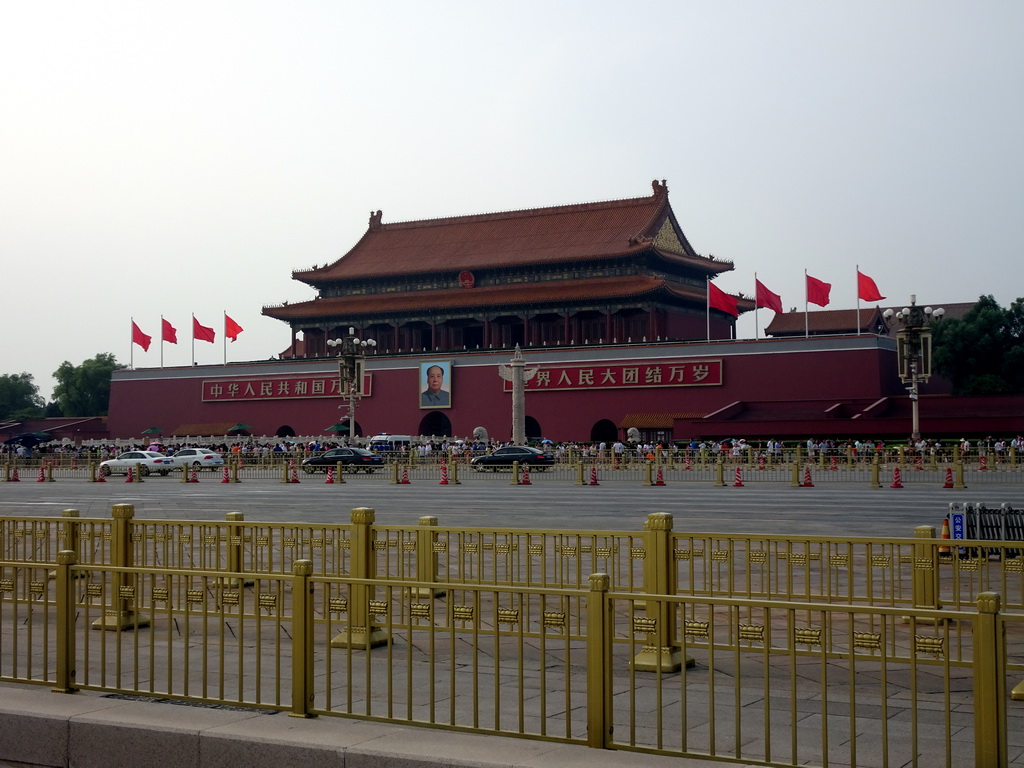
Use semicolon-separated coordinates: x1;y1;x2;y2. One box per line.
498;345;538;446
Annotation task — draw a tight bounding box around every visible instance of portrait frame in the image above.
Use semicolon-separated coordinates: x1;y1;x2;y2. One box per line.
418;360;452;409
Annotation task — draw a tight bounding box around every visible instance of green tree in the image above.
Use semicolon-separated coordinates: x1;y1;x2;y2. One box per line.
0;372;45;420
932;295;1024;395
52;353;120;416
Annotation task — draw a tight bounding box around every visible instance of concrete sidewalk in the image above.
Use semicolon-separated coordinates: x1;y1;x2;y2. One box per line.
0;681;757;768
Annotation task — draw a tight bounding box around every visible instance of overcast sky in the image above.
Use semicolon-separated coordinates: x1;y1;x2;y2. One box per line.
2;1;1021;401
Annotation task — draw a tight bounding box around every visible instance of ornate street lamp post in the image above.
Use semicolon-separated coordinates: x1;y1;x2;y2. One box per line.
327;328;376;442
884;296;944;443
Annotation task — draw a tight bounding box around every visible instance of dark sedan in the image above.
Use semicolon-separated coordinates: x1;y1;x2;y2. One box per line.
470;446;555;471
301;447;384;473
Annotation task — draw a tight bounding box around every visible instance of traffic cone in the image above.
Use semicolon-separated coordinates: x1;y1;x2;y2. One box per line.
980;455;988;471
439;459;449;485
916;454;923;471
289;459;299;484
95;467;104;483
654;466;666;486
126;466;134;483
801;466;814;487
325;466;334;484
684;455;692;470
942;466;954;488
221;466;230;483
37;465;46;482
733;467;744;487
758;454;766;470
830;456;837;471
939;517;951;556
588;467;600;486
521;464;532;485
191;466;200;483
72;457;78;470
890;467;903;488
399;466;411;484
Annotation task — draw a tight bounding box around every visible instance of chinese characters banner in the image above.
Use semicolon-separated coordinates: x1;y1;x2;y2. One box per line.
504;360;723;392
202;375;372;402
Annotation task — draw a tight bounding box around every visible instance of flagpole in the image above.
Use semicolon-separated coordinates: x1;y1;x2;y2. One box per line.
191;313;196;367
706;276;711;341
804;269;809;338
160;315;164;368
855;265;862;336
130;317;135;369
223;311;227;366
754;272;760;340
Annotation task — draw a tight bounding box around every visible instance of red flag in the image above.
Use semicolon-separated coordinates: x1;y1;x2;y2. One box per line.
162;318;178;344
225;314;244;342
193;316;216;343
857;270;886;302
708;281;739;317
131;321;151;352
755;279;783;314
806;274;831;307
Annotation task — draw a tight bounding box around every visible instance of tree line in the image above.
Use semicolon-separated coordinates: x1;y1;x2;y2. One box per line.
1;297;1023;422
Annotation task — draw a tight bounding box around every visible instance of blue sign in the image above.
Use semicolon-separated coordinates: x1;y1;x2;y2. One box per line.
950;512;966;540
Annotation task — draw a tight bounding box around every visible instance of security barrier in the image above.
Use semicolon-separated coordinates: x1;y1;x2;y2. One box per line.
2;550;1019;767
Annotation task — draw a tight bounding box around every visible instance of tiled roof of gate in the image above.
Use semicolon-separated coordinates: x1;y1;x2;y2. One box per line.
289;181;731;282
263;275;753;320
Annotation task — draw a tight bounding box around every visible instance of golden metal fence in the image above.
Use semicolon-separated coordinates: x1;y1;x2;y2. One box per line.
2;550;1019;767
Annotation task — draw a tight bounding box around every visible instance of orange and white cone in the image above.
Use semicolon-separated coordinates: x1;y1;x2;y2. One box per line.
127;466;135;483
654;466;666;486
400;466;411;484
939;517;951;555
521;464;532;485
830;456;837;471
191;466;199;483
733;467;744;487
94;466;104;483
37;465;46;482
684;455;692;470
758;454;766;470
980;455;988;471
588;467;600;486
439;459;449;485
916;454;923;471
289;459;299;484
72;457;78;470
890;467;903;488
221;466;230;483
943;466;954;489
10;466;19;482
801;466;814;487
325;466;334;484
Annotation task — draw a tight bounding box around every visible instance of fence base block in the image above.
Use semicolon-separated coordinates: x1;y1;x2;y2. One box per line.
631;644;692;673
91;610;151;631
1011;679;1024;701
330;626;389;649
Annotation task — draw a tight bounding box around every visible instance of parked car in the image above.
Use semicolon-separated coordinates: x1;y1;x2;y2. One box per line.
168;448;225;471
469;446;555;471
99;451;175;477
301;447;384;473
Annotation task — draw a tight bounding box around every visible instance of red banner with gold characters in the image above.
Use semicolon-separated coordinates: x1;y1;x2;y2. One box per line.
202;375;371;402
503;359;722;392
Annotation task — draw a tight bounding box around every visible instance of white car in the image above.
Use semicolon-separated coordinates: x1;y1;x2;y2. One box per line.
168;448;225;471
99;451;175;477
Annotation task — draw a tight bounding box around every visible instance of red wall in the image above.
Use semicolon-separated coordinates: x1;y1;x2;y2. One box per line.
108;337;906;442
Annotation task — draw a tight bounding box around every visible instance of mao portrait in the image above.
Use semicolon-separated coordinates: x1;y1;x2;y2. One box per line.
419;361;452;409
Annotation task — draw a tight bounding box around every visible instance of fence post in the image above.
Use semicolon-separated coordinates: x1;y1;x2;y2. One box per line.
643;461;653;486
92;503;149;631
289;559;316;718
713;457;725;487
413;516;444;598
575;462;585;486
230;458;240;483
450;459;460;485
633;513;688;671
279;460;289;484
52;549;78;693
510;461;521;486
390;461;400;485
974;592;1007;768
954;459;967;490
330;507;388;648
869;456;882;488
910;525;942;615
586;573;612;749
